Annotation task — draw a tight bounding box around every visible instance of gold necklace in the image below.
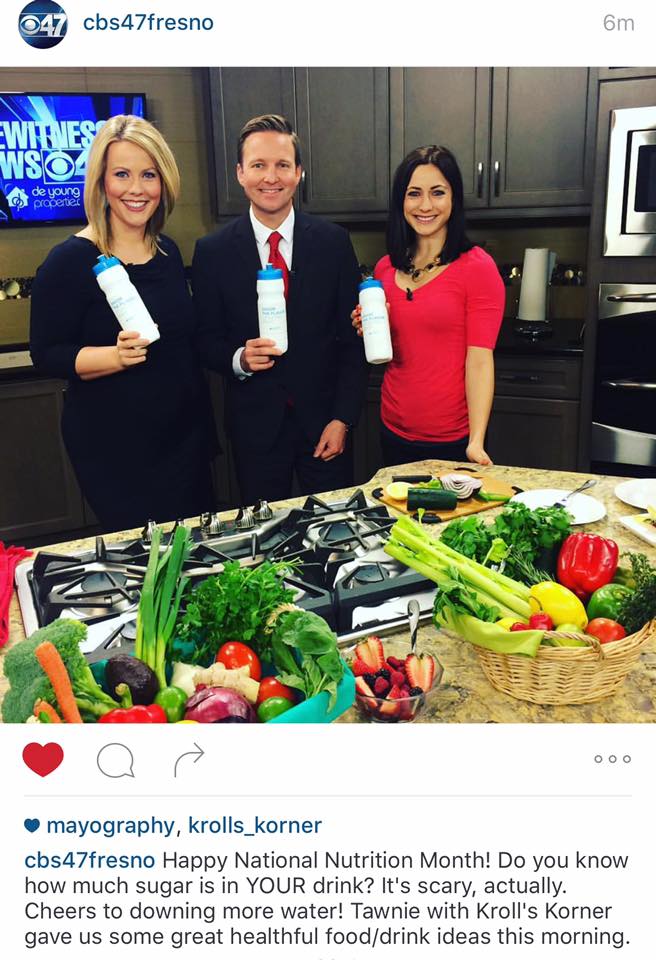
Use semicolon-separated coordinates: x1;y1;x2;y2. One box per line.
404;252;442;282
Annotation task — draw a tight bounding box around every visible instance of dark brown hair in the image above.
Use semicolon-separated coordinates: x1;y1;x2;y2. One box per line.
237;114;302;167
387;145;473;269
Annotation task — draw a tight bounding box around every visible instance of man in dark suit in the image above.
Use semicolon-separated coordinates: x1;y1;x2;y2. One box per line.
193;114;367;504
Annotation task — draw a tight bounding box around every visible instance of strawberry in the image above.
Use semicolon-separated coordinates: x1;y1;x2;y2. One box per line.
352;659;370;678
404;653;436;693
354;635;385;671
387;684;405;700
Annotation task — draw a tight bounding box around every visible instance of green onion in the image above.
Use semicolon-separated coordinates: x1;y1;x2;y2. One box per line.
135;525;191;690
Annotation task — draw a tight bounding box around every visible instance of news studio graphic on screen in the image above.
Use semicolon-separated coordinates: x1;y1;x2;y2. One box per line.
0;93;146;227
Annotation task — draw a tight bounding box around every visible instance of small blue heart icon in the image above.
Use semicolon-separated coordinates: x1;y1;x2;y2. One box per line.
24;818;40;833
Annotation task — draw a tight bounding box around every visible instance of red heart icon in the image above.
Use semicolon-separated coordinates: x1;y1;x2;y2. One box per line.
22;742;64;777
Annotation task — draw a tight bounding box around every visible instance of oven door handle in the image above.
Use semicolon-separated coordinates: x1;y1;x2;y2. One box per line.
606;293;656;302
602;379;656;390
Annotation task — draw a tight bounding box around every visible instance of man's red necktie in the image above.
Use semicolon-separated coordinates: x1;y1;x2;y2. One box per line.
268;231;289;298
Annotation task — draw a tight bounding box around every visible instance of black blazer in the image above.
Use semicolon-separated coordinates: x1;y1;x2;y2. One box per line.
192;211;367;451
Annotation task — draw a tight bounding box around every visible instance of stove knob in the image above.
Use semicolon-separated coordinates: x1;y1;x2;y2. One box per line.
253;499;273;521
235;506;255;529
199;512;223;538
141;519;157;544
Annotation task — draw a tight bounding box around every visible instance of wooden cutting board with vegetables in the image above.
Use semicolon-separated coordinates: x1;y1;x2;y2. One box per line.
372;471;518;521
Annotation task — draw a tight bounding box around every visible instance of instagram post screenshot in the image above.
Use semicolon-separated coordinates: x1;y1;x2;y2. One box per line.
0;1;655;956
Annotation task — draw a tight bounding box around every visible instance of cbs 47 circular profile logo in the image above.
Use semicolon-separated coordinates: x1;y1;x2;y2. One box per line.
18;1;68;48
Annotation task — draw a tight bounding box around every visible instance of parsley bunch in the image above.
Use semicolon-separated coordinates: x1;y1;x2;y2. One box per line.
174;560;298;665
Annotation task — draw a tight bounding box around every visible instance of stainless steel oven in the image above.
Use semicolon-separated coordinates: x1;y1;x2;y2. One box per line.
591;283;656;475
604;105;656;256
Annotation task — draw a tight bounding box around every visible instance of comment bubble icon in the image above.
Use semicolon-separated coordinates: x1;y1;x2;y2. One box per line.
97;742;135;779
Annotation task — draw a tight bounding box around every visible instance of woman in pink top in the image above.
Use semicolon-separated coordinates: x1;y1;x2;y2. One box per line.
354;146;504;467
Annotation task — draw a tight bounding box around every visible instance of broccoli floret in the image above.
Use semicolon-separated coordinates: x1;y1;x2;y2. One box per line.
2;619;117;723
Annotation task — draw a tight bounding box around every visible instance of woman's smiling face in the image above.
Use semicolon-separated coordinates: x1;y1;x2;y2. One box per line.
103;140;162;234
403;163;453;241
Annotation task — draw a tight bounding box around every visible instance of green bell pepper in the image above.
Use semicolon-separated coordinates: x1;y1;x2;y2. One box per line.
586;584;633;622
154;686;188;723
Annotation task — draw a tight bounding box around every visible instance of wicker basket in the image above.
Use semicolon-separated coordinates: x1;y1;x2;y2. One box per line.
472;620;655;705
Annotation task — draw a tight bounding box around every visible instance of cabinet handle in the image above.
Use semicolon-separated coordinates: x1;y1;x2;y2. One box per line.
606;293;656;303
493;160;501;197
498;374;541;383
301;169;307;204
476;161;484;198
602;379;656;390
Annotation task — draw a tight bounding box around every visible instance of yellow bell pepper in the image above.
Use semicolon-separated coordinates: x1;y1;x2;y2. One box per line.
496;617;520;631
529;581;588;629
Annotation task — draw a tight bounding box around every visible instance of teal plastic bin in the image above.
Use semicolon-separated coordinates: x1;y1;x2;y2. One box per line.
268;661;355;724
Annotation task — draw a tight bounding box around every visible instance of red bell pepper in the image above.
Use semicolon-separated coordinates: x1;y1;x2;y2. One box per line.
99;704;167;723
557;533;618;600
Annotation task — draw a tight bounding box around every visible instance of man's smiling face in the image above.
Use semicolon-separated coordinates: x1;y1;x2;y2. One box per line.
237;131;301;227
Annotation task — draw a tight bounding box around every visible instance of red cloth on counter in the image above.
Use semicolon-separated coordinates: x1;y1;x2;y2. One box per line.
0;541;32;647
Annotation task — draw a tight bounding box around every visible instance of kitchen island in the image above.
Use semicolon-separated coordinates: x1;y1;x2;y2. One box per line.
2;461;655;723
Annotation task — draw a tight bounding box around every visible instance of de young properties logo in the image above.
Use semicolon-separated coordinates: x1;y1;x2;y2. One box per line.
18;1;68;48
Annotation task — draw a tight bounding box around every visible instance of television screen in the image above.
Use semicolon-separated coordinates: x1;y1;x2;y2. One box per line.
0;93;146;227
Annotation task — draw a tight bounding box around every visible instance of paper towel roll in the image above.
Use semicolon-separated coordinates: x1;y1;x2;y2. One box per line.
517;248;556;323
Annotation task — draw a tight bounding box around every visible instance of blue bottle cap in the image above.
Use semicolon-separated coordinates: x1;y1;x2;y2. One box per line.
359;277;383;291
92;254;121;276
257;263;284;281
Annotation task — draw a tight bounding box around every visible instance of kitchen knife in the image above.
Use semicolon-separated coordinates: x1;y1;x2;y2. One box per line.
391;474;433;483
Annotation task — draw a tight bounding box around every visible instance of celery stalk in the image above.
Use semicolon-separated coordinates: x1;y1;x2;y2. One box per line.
386;521;531;620
385;540;520;621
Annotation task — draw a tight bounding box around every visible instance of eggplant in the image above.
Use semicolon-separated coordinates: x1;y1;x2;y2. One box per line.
105;655;159;705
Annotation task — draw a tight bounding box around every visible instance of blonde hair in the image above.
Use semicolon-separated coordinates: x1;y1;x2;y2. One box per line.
83;115;180;256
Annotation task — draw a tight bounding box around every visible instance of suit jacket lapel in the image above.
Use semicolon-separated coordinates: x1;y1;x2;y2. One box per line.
233;214;261;276
289;212;313;315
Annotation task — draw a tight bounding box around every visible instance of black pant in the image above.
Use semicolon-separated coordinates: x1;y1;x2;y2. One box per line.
233;407;354;505
380;422;469;469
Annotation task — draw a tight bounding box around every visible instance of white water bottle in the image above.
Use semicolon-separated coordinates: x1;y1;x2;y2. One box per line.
359;278;392;364
257;263;287;353
92;255;160;343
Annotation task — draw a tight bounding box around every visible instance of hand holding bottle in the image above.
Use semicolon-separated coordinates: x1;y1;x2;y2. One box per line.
116;329;150;368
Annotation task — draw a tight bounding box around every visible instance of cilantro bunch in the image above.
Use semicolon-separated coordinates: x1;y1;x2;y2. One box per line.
440;502;572;583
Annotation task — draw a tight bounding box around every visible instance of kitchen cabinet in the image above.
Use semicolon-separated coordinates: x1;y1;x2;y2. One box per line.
390;67;597;213
207;67;389;220
489;356;582;470
390;68;491;209
295;68;389;217
0;378;86;544
352;371;384;485
207;68;296;218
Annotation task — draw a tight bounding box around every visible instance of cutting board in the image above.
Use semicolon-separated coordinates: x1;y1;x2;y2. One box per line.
372;471;519;522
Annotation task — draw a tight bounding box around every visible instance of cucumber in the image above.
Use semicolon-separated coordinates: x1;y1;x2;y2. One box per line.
407;487;458;511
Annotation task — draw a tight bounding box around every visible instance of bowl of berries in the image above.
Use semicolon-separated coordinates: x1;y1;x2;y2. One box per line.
351;635;442;722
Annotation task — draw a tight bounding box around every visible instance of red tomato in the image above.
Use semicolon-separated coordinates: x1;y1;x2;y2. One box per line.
215;641;262;680
585;618;626;644
256;676;296;707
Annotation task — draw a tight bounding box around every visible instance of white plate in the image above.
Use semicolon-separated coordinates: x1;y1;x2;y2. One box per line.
614;478;656;510
619;513;656;547
509;488;606;524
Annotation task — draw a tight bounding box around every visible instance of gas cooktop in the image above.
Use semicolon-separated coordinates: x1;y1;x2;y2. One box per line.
15;490;436;658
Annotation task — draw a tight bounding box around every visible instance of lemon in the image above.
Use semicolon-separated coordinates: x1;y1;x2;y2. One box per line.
385;481;411;501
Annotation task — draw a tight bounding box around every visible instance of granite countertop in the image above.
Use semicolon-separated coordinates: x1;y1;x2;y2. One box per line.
3;460;656;723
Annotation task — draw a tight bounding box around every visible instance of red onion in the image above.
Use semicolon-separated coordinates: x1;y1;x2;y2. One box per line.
184;686;256;723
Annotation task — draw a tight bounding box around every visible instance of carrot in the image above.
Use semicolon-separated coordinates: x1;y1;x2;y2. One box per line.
35;641;83;723
33;700;62;723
